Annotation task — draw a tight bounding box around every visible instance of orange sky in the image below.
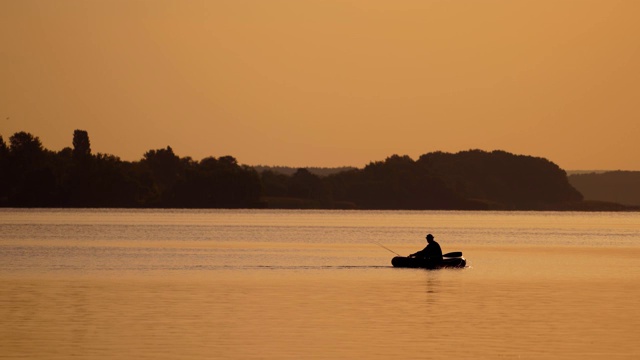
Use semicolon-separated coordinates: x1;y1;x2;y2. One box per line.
1;0;639;169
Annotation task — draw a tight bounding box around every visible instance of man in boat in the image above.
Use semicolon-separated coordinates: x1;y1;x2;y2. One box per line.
409;233;443;264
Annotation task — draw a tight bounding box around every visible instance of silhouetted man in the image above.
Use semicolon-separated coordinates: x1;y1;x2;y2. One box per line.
409;233;443;263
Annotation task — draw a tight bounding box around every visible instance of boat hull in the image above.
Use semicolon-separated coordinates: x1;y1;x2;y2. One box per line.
391;256;466;269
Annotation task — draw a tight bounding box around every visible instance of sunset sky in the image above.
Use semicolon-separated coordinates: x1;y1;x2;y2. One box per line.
1;0;639;170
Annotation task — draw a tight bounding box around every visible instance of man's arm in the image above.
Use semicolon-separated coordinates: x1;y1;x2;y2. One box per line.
410;247;427;257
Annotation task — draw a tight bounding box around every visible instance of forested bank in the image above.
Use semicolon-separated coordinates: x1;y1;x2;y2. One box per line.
1;130;635;210
0;131;261;208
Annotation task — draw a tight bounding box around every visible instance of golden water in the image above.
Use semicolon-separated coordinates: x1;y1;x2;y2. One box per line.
1;209;639;359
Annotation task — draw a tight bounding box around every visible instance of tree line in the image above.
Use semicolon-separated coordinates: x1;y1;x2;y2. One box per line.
261;151;585;210
0;130;261;208
0;129;616;210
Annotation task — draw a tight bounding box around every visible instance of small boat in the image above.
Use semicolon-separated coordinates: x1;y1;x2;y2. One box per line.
391;252;466;269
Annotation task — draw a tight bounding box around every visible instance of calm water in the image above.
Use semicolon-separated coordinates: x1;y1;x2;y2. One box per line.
1;209;639;359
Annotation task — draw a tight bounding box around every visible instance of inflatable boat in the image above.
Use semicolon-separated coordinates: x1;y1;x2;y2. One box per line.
391;252;466;269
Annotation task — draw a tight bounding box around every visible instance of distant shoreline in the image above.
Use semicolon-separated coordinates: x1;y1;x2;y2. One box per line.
2;202;638;212
2;131;639;211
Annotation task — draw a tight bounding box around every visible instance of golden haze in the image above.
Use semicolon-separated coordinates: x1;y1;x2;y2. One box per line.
1;0;639;169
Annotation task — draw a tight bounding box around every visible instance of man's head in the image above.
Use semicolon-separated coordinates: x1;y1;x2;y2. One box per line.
426;234;434;243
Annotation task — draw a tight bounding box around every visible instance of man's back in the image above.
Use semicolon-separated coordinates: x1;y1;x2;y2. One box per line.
425;241;443;261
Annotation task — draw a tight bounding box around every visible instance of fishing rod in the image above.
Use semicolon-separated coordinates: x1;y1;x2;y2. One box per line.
370;241;402;256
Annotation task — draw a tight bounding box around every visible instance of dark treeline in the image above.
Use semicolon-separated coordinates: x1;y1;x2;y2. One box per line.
0;131;261;208
2;130;631;210
261;151;585;210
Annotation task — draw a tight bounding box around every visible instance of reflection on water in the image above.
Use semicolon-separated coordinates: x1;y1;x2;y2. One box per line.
1;209;639;359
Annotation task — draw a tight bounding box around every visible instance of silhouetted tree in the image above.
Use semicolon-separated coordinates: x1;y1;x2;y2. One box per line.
141;146;183;205
417;150;582;209
207;156;261;207
9;132;45;167
64;130;93;205
72;129;91;160
289;168;319;198
85;154;141;207
171;155;261;208
3;132;59;206
329;154;465;209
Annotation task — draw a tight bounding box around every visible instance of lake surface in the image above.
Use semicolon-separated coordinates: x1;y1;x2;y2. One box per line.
1;209;639;359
